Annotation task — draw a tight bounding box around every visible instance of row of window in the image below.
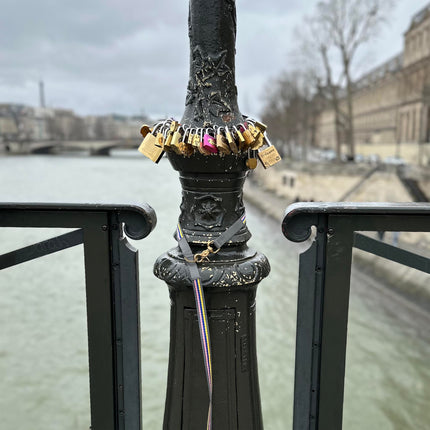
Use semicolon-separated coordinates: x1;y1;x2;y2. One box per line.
398;106;426;142
404;21;430;65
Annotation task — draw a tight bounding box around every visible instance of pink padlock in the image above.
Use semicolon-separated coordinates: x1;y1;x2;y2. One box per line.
203;131;218;154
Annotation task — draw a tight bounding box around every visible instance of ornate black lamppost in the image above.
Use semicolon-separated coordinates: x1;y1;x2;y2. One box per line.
150;1;272;428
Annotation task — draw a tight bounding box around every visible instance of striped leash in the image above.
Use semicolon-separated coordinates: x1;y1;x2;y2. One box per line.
176;214;247;429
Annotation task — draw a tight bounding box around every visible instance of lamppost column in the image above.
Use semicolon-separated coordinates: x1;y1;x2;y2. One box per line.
153;1;270;429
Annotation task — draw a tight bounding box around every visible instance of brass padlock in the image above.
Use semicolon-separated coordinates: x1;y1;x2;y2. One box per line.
253;120;267;132
178;141;194;157
155;132;165;148
248;124;261;140
216;130;231;155
192;130;202;148
248;124;264;150
246;150;258;169
233;126;246;150
242;127;255;148
252;134;265;150
164;121;178;149
170;126;182;151
164;132;173;149
247;124;257;135
257;136;281;168
187;128;195;145
175;128;192;156
138;132;164;163
225;126;238;153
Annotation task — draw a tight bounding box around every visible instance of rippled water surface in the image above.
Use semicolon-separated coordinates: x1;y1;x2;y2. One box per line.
0;153;429;429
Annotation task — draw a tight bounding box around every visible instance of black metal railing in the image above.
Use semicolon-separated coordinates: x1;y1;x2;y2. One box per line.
282;202;430;430
0;203;156;430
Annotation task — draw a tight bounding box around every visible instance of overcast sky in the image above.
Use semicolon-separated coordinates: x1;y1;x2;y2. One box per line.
0;0;429;119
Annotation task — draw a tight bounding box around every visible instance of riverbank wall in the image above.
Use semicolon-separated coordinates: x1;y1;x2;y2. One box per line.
243;161;430;312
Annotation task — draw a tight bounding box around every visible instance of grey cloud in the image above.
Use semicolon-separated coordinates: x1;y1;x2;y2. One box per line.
1;0;187;50
0;0;421;117
0;0;309;115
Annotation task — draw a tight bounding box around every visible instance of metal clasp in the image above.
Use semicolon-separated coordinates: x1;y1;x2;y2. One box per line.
194;241;220;263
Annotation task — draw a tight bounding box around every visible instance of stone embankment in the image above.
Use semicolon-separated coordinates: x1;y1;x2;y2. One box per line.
244;161;430;311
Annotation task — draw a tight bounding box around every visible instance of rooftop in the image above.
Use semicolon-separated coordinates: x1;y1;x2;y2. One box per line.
407;3;430;33
354;54;403;90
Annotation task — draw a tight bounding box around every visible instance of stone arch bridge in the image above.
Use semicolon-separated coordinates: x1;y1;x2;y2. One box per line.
1;140;139;156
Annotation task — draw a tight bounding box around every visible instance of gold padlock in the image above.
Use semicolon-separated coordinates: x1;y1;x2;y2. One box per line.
242;127;255;148
257;136;281;168
155;132;165;148
138;132;164;163
164;133;173;149
138;130;155;151
174;128;192;156
254;120;267;132
233;126;246;150
248;124;264;150
247;124;257;135
178;141;194;157
246;150;258;169
188;129;195;145
164;121;178;149
170;127;182;150
252;134;265;150
192;131;202;148
216;130;231;155
248;124;261;140
225;126;238;153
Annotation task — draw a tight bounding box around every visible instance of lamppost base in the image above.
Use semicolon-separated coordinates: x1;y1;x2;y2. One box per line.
155;247;269;430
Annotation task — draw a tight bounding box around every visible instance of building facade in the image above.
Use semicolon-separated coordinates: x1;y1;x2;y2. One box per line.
0;103;147;143
316;3;430;149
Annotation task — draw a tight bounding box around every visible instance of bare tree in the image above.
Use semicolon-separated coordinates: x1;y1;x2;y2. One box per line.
319;45;345;160
294;21;345;161
293;0;394;161
261;71;319;161
315;0;394;160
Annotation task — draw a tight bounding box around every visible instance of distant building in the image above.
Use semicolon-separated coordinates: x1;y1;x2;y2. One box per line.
316;3;430;148
50;108;77;140
111;115;145;140
0;104;38;141
0;103;148;142
85;114;145;140
33;107;54;141
0;107;18;141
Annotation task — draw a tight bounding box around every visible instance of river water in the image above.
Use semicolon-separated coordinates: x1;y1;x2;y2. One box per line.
0;153;429;430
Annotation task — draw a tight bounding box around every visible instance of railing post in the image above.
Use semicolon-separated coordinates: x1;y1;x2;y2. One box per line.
153;1;270;428
0;203;157;430
283;202;430;430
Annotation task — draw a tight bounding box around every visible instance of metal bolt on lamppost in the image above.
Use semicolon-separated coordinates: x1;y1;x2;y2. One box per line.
138;1;282;428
